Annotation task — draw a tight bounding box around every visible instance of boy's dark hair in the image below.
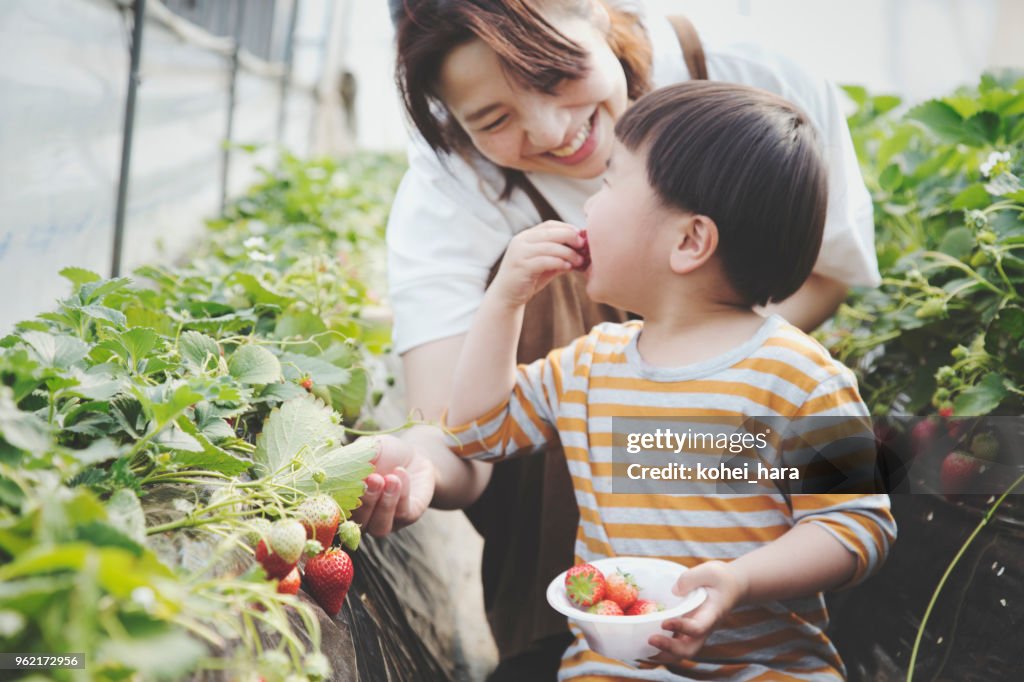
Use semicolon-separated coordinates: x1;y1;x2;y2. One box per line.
615;81;828;307
393;0;651;197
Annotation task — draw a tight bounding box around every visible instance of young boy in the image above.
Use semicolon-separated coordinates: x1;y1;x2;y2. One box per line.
442;82;896;681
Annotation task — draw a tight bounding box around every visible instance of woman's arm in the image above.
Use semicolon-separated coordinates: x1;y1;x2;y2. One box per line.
402;334;494;509
350;334;494;537
759;273;847;332
447;222;585;426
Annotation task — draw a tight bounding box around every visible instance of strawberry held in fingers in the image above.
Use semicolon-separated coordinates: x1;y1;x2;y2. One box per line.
565;563;606;608
604;569;638;610
305;548;354;617
297;494;342;548
574;229;591;271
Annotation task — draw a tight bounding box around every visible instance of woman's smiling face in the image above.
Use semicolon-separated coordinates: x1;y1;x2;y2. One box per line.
437;6;629;179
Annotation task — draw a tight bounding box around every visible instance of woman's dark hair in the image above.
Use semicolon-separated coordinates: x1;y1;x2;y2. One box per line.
615;81;829;307
393;0;651;196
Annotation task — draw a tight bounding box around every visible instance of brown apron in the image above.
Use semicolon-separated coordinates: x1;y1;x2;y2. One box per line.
463;15;708;662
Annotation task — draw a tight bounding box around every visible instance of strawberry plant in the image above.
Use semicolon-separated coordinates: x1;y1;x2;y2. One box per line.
0;152;406;681
820;72;1024;419
821;75;1024;682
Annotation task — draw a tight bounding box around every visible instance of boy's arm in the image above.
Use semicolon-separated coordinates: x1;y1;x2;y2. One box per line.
648;371;895;662
445;295;526;427
447;221;586;428
645;520;858;662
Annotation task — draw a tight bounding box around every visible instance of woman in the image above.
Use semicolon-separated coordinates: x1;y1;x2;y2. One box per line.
353;2;879;679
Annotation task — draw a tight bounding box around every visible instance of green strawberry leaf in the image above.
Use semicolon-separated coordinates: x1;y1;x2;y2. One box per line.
279;352;349;385
59;267;102;288
273;438;376;513
0;387;51;454
253;395;344;478
20;331;89;370
228;344;282;384
171;415;251;475
953;372;1007;416
178;331;220;372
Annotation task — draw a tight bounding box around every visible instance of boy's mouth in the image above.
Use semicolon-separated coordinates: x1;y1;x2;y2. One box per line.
545;111;598;165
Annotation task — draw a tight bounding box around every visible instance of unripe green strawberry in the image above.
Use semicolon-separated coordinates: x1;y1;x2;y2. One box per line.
256;519;306;579
297;495;341;549
587;599;624;616
244;517;272;547
970;432;1000;461
338;521;361;551
915;298;947;319
270;520;307;563
305;548;354;617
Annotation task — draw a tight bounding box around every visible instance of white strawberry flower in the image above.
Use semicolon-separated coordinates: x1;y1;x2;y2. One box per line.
248;250;274;263
243;236;266;249
980;150;1011;178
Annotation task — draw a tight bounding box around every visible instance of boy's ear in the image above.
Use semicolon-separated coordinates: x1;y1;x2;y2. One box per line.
669;214;718;275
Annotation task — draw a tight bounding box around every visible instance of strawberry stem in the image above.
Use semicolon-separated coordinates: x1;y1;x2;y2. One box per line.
906;470;1024;681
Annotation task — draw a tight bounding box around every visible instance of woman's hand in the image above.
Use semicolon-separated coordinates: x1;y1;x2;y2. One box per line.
350;435;435;536
644;560;749;663
490;221;587;307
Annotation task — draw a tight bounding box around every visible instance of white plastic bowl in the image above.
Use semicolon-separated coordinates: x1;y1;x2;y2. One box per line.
546;557;707;662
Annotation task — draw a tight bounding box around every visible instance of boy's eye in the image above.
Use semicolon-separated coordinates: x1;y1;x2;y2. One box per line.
480;115;508;132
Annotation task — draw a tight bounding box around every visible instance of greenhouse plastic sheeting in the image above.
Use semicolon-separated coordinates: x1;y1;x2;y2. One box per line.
0;0;313;331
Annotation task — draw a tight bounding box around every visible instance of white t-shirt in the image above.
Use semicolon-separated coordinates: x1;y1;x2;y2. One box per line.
386;15;879;355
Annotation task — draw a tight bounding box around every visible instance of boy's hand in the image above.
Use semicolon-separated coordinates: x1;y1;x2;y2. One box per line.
490;221;587;307
644;560;749;663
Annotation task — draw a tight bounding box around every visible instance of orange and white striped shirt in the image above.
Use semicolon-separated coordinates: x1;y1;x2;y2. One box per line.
445;316;896;681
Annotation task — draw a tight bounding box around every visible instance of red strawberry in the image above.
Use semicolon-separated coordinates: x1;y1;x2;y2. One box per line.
940;451;981;497
297;495;341;548
256;519;306;579
574;229;591;271
909;419;940;458
587;599;624;616
300;376;314;392
565;563;606;608
277;567;301;595
305;548;354;617
938;406;954;418
946;418;968;442
625;599;664;616
604;569;638;610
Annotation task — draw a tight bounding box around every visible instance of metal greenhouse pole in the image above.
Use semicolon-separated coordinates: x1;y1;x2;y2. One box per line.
220;0;247;212
276;0;301;144
111;0;147;278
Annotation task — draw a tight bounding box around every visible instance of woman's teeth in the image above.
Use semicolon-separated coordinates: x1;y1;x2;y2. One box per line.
548;117;593;157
